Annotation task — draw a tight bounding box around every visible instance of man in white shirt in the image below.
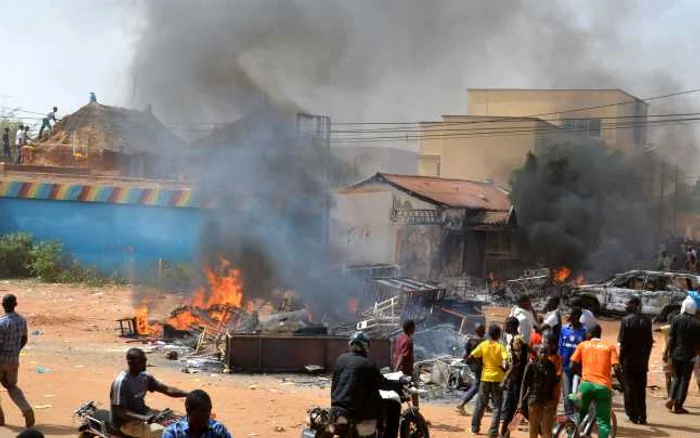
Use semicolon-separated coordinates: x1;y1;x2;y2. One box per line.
14;126;24;165
509;295;536;343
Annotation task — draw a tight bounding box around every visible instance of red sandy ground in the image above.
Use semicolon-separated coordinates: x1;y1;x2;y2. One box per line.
0;281;697;438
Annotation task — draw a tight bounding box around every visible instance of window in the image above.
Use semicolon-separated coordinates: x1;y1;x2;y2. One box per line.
562;118;602;138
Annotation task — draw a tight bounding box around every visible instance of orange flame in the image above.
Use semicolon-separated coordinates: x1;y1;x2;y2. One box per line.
135;305;150;336
166;256;244;330
553;267;572;284
348;298;358;314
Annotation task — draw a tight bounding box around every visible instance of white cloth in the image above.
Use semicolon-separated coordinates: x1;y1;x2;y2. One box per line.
580;309;598;330
543;310;560;328
508;306;534;343
681;295;697;315
15;130;24;145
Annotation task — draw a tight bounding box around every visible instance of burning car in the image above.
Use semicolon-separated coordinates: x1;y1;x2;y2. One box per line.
568;270;700;321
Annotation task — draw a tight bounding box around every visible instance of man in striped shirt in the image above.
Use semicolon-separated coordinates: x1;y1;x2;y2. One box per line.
0;294;33;427
110;348;189;437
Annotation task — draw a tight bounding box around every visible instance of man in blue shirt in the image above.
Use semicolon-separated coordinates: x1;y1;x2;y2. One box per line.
163;390;232;438
558;307;587;416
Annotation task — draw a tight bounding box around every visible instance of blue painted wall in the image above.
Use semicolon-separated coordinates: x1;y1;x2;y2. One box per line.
0;198;203;276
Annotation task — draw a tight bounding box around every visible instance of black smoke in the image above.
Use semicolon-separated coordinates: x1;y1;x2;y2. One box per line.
511;141;656;279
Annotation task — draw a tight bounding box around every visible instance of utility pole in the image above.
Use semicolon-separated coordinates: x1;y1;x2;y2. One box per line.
672;164;679;237
658;160;665;240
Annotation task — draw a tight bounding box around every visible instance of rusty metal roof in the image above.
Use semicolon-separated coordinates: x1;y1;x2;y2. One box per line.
344;173;512;211
467;209;516;227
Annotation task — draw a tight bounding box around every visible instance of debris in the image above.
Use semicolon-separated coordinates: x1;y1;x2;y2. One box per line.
181;368;200;374
273;426;286;432
304;365;323;374
32;330;43;336
166;351;178;360
33;404;52;410
34;367;51;374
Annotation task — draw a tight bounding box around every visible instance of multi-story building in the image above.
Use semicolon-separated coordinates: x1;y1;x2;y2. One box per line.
418;88;649;186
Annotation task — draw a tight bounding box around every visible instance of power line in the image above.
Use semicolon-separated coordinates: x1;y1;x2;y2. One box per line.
330;116;700;143
332;87;700;126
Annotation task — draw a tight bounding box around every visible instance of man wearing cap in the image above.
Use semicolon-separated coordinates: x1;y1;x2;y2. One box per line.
0;294;34;427
664;296;700;414
618;296;653;424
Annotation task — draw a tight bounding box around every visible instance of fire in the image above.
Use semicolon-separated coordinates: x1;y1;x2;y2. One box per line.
135;305;151;336
348;297;358;314
553;267;572;284
166;257;244;330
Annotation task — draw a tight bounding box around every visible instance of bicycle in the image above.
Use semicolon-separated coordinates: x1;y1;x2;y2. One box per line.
552;414;578;438
577;402;617;438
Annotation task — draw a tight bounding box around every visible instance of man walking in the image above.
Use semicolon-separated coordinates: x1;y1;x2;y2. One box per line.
470;324;509;437
558;307;587;416
0;294;34;427
501;317;528;437
393;319;415;377
570;325;624;438
618;296;653;424
664;296;700;414
455;323;485;415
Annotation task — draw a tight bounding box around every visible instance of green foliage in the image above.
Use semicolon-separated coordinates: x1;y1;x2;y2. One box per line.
0;233;115;285
28;241;64;282
0;233;34;277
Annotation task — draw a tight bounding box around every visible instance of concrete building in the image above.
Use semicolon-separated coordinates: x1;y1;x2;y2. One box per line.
332;173;517;279
418;88;649;186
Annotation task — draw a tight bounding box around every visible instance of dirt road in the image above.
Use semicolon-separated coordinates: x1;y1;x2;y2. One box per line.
0;281;697;437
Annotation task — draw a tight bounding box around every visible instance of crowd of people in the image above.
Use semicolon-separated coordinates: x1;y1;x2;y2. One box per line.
1;106;59;165
446;293;700;438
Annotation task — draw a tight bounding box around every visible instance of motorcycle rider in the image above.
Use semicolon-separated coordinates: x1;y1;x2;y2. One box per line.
111;348;189;438
163;390;232;438
331;332;404;438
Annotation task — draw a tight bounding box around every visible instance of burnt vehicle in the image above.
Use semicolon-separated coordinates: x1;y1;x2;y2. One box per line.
568;270;699;321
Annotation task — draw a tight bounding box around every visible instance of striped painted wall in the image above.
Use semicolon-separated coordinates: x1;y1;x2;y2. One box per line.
0;179;200;208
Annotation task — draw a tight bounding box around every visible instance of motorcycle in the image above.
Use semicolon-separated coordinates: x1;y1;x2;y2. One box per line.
302;372;430;438
75;401;180;438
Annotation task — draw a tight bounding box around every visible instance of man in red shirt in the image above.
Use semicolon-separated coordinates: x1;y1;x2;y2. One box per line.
393;320;416;376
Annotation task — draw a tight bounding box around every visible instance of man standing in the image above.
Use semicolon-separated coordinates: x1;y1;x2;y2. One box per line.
111;348;189;437
542;296;563;345
0;294;34;427
455;323;485;415
162;390;232;438
38;106;58;139
500;317;528;437
570;325;624;438
664;296;700;414
470;324;509;437
14;125;24;165
2;127;9;161
509;295;535;343
393;319;415;377
558;307;587;416
520;344;558;438
618;296;653;424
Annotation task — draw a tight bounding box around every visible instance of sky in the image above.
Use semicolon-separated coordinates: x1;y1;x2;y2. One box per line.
0;0;138;126
2;0;700;128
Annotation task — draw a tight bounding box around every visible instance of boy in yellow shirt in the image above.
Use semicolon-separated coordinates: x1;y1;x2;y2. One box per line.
470;323;510;437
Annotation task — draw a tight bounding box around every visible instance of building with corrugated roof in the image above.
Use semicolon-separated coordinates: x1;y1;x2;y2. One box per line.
332;172;518;279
